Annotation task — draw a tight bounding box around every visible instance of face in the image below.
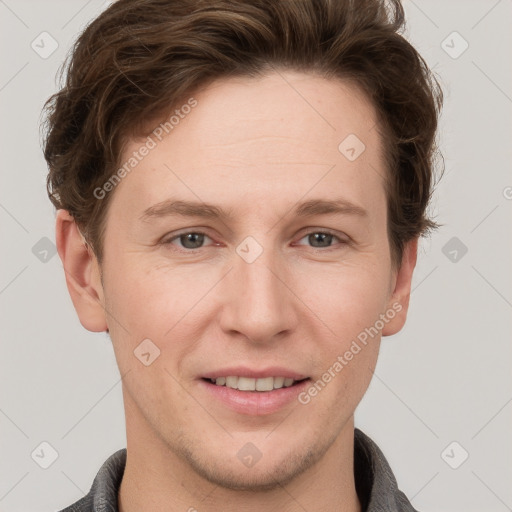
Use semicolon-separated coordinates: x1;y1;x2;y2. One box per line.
70;70;414;490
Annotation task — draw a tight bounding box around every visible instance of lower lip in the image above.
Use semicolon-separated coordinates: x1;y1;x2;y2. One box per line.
199;378;310;416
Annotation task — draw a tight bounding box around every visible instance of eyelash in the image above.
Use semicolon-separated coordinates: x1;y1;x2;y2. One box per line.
162;229;349;253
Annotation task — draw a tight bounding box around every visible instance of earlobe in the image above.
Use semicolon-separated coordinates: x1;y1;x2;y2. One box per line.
55;210;108;332
382;238;418;337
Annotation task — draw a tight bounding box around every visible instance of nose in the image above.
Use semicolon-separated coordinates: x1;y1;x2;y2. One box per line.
218;245;298;345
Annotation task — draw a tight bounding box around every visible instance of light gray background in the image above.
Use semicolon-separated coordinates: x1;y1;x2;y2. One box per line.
1;0;511;511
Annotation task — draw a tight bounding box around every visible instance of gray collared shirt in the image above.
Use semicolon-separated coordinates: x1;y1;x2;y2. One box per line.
58;428;418;511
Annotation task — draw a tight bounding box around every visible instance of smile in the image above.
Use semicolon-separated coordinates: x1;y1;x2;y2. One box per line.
208;376;305;391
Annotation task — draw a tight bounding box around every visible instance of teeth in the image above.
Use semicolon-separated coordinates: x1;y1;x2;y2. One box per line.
238;376;256;391
273;376;285;389
255;376;274;391
212;376;301;391
225;376;238;388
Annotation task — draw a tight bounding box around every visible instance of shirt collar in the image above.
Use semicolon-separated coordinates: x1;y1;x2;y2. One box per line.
61;428;417;512
354;428;418;511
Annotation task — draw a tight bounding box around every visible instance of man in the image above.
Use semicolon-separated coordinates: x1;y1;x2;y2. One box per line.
43;0;443;510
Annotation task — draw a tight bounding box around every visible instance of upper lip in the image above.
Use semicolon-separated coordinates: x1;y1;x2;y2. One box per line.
201;367;309;380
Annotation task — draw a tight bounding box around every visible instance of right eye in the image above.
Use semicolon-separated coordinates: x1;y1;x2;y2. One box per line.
162;231;215;251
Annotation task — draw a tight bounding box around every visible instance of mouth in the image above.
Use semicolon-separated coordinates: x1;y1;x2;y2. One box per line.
202;376;308;391
199;369;311;415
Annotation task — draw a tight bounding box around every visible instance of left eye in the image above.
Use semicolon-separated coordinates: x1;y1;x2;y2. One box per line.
296;231;344;249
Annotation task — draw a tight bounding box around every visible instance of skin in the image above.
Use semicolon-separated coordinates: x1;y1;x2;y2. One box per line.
56;70;417;512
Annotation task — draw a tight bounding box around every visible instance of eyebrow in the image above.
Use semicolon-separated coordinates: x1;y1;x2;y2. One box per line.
139;197;368;222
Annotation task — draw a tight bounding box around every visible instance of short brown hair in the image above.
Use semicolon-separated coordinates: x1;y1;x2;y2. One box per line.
42;0;443;267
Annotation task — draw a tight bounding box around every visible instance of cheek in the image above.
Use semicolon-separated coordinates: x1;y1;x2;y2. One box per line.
297;259;388;399
102;264;194;409
296;259;390;342
103;257;221;377
105;257;198;331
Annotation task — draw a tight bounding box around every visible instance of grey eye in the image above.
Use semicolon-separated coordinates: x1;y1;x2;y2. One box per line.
177;233;206;249
306;232;334;248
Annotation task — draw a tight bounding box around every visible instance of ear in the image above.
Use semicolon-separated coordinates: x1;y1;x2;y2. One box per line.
55;210;108;332
382;238;418;336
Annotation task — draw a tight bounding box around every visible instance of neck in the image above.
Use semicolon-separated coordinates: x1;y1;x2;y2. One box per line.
118;395;361;512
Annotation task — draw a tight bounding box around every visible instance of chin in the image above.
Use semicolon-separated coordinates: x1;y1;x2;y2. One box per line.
175;438;325;491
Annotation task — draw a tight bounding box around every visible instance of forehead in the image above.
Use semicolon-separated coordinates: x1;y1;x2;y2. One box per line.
178;71;381;163
110;71;386;221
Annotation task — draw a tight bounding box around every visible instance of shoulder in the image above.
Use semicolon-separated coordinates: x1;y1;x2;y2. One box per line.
354;428;419;512
57;448;127;512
